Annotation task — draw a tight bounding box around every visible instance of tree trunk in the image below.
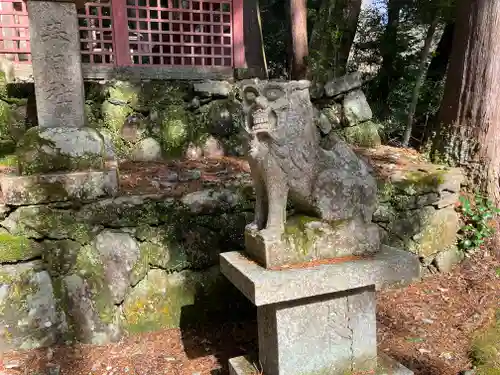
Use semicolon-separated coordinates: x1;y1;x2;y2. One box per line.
426;22;455;83
376;0;402;118
337;0;362;75
432;0;500;204
289;0;309;79
308;0;362;80
402;16;439;147
414;22;455;147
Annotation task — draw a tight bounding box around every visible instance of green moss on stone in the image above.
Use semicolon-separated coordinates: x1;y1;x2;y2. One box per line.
3;205;94;244
42;239;81;277
343;121;382;148
393;169;447;195
0;99;13;140
80;198;174;227
470;312;500;374
101;100;133;132
0;233;42;263
142;81;187;109
85;101;101;128
130;241;174;286
16;127;104;175
160;105;192;156
0;154;17;167
283;216;324;255
75;244;114;324
107;81;140;107
123;267;222;333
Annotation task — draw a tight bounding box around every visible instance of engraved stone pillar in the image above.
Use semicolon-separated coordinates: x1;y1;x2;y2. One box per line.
26;0;85;129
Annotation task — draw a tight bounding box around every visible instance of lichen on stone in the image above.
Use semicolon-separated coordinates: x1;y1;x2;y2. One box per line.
0;232;43;263
74;244;115;324
16;127;105;175
106;81;140;108
0;261;64;351
159;105;192;156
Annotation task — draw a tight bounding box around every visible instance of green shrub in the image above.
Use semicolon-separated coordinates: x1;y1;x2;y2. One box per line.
457;193;500;252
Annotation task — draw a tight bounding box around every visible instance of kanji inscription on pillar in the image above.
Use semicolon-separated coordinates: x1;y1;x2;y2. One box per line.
26;1;85;128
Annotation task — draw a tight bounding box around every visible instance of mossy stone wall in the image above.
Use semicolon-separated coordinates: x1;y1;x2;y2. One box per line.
0;188;254;350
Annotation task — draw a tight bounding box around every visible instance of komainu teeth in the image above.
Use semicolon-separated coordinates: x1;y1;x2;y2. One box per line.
251;108;270;130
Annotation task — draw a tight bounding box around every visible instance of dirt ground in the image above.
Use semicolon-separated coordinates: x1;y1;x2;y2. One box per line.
0;150;499;375
0;250;498;375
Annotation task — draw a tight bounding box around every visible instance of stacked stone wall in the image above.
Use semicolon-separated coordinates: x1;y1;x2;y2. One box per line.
0;187;255;350
0;73;466;351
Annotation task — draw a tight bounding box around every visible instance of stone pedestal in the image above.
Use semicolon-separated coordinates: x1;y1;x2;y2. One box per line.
220;246;419;375
5;0;119;203
245;216;381;269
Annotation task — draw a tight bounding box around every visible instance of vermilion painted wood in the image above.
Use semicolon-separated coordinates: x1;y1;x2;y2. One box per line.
0;0;237;68
110;0;131;65
125;0;233;66
0;0;30;62
231;0;244;68
77;0;115;64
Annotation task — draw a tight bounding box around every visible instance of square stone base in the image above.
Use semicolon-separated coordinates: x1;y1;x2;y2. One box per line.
221;247;419;375
244;217;381;269
220;246;419;306
229;353;414;375
0;169;119;205
256;286;377;375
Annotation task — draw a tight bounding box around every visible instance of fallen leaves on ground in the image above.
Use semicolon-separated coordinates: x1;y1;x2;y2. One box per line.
0;251;498;375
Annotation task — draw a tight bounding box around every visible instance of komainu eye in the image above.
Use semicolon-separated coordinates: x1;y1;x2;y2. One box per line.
244;87;259;102
265;87;284;101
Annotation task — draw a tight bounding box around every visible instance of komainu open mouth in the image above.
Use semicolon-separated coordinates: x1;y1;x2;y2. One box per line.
251;108;270;133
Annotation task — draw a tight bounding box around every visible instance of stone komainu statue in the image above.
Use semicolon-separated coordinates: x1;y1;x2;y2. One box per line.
239;79;380;267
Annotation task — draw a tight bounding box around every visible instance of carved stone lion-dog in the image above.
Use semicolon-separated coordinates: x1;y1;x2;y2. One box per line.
239;79;380;265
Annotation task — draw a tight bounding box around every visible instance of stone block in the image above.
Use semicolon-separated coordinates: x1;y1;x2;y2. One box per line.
324;72;363;97
244;216;380;269
0;261;66;352
342;89;373;126
130;137;163;162
343;121;382;148
26;1;85;129
409;206;459;258
17;127;105;175
220;246;420;306
433;247;464;273
193;80;232;97
256;286;377;375
229;353;413;375
0;169;119;205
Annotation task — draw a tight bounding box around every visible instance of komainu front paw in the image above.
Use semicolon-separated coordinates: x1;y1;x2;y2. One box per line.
245;222;260;232
257;227;283;241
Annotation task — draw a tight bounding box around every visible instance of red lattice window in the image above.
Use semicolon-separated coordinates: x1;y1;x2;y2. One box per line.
77;0;114;64
0;0;243;71
125;0;233;67
0;0;30;63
